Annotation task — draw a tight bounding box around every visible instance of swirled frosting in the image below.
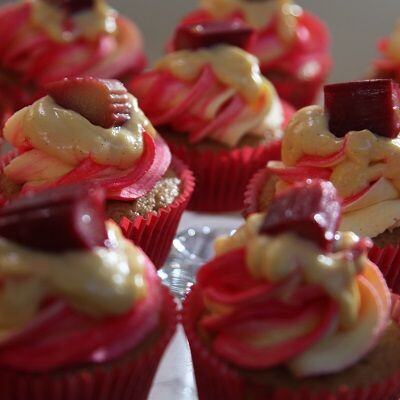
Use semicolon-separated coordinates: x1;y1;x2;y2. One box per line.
131;45;285;147
198;213;391;376
0;0;144;90
31;0;116;42
2;93;164;193
267;105;400;238
176;0;330;81
0;221;163;371
201;0;299;39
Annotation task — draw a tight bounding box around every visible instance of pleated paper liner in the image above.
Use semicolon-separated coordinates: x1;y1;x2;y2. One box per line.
183;286;400;400
0;152;195;269
119;156;195;268
167;140;281;213
0;286;177;400
243;167;272;217
369;245;400;296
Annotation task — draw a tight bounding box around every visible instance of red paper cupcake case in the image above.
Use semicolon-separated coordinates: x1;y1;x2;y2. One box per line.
167;140;281;213
183;286;400;400
369;244;400;296
119;157;195;268
0;286;177;400
243;167;272;217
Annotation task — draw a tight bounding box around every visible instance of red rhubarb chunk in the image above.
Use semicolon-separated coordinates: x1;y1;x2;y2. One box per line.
0;184;107;252
260;180;341;250
44;0;94;14
47;77;132;129
174;21;254;51
324;79;400;138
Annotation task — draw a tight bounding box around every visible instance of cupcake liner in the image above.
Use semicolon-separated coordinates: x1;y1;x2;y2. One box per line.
0;286;177;400
183;285;400;400
369;244;400;296
167;140;281;213
243;167;272;217
118;156;195;268
0;152;194;269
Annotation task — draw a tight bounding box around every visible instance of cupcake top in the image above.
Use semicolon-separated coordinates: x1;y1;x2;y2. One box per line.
200;0;299;36
173;0;330;83
0;183;161;371
0;0;144;86
2;77;171;202
267;79;400;239
197;180;391;376
131;21;287;147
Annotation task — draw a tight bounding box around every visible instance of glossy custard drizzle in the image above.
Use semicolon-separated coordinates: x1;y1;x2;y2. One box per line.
31;0;117;42
4;94;156;170
201;0;300;41
282;105;400;199
156;45;273;104
0;222;147;332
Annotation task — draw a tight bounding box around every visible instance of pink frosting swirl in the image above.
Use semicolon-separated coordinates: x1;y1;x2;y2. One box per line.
0;1;145;114
172;4;331;108
0;249;162;372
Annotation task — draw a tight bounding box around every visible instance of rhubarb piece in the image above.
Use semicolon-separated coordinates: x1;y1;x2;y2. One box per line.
0;184;107;252
47;77;132;129
260;180;341;250
44;0;94;14
174;21;253;51
324;79;400;138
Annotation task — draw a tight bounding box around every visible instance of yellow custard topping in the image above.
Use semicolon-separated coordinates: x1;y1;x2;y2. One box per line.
0;221;147;333
4;94;156;170
31;0;117;42
282;105;400;199
201;0;300;40
215;213;366;328
157;45;273;105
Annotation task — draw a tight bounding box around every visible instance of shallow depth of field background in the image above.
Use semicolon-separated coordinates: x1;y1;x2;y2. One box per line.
0;0;397;82
109;0;398;82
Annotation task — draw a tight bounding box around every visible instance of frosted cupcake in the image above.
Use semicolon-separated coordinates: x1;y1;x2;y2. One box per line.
245;79;400;293
170;0;331;108
184;180;400;399
0;77;194;267
0;0;145;127
131;21;292;212
0;183;176;399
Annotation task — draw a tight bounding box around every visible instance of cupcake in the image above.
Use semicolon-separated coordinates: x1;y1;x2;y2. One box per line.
170;0;331;109
372;18;400;81
0;183;176;399
130;21;293;212
245;79;400;293
0;0;146;127
183;179;400;399
0;77;194;267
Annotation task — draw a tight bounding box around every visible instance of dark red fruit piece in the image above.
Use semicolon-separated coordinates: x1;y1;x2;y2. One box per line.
47;77;132;129
260;180;341;250
44;0;94;14
324;79;400;138
0;184;108;252
174;21;254;51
